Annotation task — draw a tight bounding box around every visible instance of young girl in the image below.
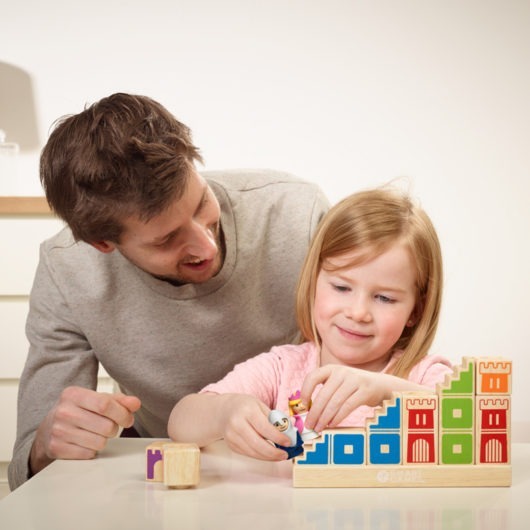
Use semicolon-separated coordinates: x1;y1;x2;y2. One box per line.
168;187;453;461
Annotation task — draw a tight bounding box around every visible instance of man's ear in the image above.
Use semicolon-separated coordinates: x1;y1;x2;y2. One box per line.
90;241;117;254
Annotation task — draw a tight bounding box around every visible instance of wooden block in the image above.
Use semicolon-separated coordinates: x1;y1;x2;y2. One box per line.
439;362;475;465
163;443;200;489
476;396;511;464
294;428;366;465
402;393;439;464
293;464;511;488
438;357;475;395
475;358;512;395
366;394;402;465
145;441;167;482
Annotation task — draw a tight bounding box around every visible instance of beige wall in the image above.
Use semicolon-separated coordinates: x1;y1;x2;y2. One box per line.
1;1;529;471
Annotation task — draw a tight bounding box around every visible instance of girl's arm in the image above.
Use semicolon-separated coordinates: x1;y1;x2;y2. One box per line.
300;365;434;433
168;392;291;461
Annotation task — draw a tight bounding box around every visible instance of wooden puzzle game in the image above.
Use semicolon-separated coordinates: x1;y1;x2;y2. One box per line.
293;357;512;487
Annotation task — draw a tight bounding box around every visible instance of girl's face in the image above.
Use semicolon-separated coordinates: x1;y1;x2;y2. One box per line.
314;241;417;371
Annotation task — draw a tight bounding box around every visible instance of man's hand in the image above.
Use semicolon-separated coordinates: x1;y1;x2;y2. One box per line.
30;386;141;475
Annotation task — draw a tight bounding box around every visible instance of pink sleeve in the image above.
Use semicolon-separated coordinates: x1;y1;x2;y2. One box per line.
408;354;454;389
199;347;285;408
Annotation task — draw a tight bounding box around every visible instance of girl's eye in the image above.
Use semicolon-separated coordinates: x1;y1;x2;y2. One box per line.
376;294;395;304
332;284;350;293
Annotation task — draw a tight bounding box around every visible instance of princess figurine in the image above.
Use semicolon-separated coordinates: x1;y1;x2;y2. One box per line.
288;390;319;441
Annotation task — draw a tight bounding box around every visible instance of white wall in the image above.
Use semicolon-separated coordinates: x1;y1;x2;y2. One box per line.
1;0;528;436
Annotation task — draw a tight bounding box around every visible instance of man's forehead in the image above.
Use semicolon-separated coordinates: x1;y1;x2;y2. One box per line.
120;174;208;243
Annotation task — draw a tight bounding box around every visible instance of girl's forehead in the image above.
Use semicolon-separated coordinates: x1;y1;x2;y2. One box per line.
321;240;411;272
321;247;380;271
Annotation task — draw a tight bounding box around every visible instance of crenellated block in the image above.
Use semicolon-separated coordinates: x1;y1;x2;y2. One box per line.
402;393;439;464
146;441;166;482
145;441;200;488
476;358;512;395
476;396;511;464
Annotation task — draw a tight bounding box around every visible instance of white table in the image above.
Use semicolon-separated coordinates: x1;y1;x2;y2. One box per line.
1;439;529;530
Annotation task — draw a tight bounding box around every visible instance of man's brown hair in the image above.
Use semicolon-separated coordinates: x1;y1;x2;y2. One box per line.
40;93;203;243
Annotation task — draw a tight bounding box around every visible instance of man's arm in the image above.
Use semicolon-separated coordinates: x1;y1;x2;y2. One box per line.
8;244;139;489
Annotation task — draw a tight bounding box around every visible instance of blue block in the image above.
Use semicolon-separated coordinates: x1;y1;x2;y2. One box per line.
333;432;365;464
369;397;401;430
369;433;401;464
298;434;331;464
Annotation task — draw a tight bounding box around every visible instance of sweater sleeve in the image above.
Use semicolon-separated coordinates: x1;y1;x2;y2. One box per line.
408;354;454;389
8;243;99;491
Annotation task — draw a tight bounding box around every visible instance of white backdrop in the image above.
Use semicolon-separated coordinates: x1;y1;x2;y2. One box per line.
1;0;529;435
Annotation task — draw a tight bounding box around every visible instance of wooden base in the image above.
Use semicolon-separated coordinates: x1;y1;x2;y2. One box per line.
293;464;511;488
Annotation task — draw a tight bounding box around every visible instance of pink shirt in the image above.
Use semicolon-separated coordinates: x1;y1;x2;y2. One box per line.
201;342;453;427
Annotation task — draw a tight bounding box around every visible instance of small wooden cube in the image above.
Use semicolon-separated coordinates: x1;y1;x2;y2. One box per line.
145;441;167;482
163;443;200;488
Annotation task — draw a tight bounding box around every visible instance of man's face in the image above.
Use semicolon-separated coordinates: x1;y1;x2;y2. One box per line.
95;170;223;285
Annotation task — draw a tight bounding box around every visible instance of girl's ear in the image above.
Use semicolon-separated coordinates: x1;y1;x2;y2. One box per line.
406;301;424;327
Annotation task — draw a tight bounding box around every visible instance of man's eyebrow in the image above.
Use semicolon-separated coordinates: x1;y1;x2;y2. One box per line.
149;185;209;245
150;228;180;245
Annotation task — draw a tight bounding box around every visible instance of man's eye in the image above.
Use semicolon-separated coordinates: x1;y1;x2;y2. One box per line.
154;236;175;248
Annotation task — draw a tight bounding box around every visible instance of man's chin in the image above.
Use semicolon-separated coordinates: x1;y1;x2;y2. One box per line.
152;272;209;286
153;262;220;286
152;274;187;286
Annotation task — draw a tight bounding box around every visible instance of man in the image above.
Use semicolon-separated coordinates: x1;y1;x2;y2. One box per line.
8;93;329;489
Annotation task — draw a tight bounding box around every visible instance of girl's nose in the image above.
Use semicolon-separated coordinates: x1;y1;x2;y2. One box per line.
345;296;373;323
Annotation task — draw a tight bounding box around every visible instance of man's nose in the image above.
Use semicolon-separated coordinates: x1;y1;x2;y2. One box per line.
184;221;218;259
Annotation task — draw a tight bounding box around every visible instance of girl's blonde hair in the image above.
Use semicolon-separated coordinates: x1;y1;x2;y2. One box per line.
295;187;443;379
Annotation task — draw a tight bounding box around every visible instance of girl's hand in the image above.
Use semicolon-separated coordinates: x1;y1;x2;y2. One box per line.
300;365;389;432
217;394;291;460
169;393;291;461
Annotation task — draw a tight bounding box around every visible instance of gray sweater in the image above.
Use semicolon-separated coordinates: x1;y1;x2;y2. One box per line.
9;169;329;489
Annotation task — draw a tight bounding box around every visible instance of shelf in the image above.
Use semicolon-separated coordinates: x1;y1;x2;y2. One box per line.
0;196;52;215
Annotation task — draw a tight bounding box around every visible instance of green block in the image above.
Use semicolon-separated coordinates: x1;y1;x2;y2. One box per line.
440;433;474;464
441;397;474;429
442;360;475;395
